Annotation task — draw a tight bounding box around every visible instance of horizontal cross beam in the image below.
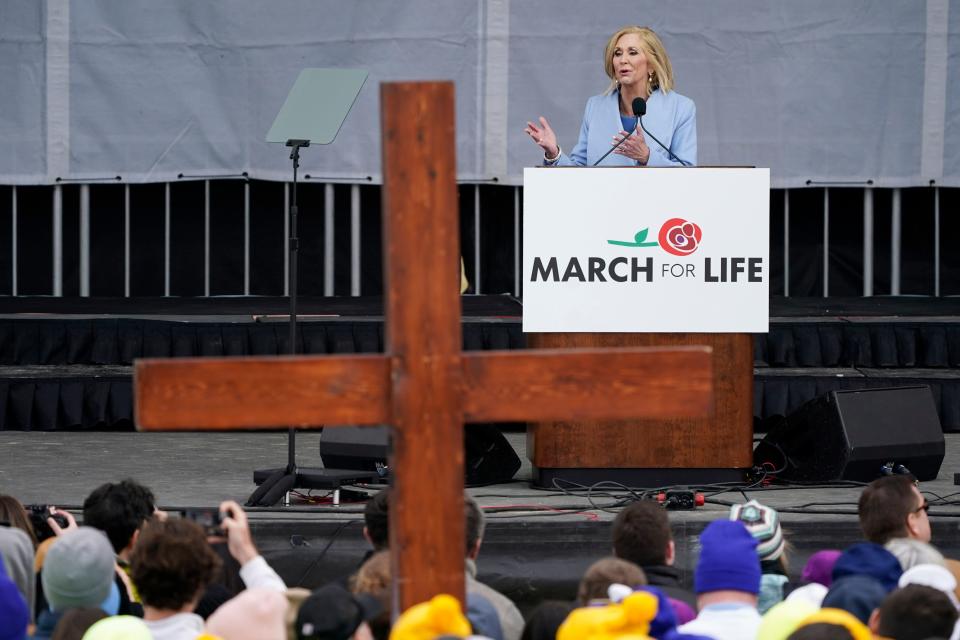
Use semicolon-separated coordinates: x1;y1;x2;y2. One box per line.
135;346;712;429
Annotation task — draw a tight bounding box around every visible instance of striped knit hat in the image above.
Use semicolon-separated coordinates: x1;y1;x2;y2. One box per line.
730;500;785;562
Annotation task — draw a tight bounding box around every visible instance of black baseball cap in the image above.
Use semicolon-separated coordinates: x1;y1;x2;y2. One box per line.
296;584;383;640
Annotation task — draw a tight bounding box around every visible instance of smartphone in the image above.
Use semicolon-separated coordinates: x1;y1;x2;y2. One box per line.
180;508;224;537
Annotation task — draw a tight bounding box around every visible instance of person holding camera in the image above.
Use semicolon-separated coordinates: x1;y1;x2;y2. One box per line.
131;500;285;640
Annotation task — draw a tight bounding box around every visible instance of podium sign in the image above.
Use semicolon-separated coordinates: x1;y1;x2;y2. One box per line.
523;168;769;333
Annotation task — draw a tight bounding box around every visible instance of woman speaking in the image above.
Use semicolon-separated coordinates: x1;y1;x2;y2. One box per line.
525;26;696;167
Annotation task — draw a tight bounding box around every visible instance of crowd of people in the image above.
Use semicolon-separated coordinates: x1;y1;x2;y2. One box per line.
0;475;956;639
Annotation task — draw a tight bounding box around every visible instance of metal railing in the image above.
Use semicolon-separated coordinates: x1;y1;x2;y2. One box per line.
2;182;955;299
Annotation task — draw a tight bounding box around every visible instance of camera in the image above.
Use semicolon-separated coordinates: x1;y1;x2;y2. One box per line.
24;504;70;542
180;508;224;536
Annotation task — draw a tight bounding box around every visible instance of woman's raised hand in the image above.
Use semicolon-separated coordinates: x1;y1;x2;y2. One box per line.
524;116;559;158
613;129;650;165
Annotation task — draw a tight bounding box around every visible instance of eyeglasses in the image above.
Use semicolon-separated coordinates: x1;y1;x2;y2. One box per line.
914;501;930;514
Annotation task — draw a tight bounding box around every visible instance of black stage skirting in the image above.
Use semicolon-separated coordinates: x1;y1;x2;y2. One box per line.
0;319;524;365
756;322;960;368
755;368;960;431
2;295;960;431
0;366;133;431
7;367;960;432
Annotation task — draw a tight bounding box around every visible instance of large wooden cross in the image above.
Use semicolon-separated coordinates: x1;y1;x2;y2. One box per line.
135;82;713;612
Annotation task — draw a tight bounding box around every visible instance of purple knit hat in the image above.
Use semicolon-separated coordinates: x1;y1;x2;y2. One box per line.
802;550;842;586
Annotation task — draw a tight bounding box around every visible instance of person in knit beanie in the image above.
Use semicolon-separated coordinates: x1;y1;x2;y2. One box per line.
756;599;819;640
0;556;29;640
800;550;842;587
389;594;472;640
677;520;762;640
730;500;788;613
557;591;658;640
786;550;839;610
204;588;288;640
296;584;382;640
820;575;886;625
34;528;119;640
42;528;116;613
790;608;871;640
816;543;903;626
831;543;902;592
632;585;677;639
80;615;152;640
0;528;34;626
729;500;785;563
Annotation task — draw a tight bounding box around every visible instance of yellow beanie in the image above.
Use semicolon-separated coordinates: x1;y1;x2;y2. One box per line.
557;591;658;640
389;594;472;640
796;608;872;640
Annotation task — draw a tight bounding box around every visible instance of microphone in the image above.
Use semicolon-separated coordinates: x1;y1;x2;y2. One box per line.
591;99;645;166
635;97;692;166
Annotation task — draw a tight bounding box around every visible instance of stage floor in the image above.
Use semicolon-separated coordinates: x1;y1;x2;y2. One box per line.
4;429;960;612
3;429;960;524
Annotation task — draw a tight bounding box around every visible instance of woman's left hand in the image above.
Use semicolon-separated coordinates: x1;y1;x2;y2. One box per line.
613;129;650;165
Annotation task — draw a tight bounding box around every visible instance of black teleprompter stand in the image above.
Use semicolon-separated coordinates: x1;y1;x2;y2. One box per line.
247;68;371;506
246;140;376;507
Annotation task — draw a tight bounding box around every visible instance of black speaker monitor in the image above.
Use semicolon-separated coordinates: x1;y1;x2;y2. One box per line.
319;426;391;475
319;424;522;486
755;386;945;482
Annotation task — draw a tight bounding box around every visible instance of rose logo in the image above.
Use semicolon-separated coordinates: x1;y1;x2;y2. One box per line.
658;218;702;256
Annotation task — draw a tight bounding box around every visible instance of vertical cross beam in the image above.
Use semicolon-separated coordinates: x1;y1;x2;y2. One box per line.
381;82;465;610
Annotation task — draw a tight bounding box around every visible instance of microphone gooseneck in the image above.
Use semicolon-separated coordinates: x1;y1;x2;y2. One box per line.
636;96;691;166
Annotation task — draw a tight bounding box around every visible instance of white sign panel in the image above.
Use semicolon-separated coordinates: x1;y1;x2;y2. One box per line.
523;168;770;333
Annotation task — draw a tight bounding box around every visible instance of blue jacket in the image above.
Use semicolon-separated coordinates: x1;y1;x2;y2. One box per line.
553;89;697;167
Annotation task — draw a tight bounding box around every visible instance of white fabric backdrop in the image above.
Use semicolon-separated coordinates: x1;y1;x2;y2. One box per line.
0;1;46;182
1;0;956;187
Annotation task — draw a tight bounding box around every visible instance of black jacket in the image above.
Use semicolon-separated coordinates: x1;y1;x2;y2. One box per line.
641;564;697;608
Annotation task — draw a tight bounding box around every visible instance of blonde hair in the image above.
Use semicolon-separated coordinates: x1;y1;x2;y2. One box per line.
603;26;675;95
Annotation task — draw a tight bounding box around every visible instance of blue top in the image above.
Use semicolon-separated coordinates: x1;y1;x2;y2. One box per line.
549;89;697;167
620;114;638;133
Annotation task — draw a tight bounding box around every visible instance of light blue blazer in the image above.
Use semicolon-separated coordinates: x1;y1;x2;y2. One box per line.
552;89;697;167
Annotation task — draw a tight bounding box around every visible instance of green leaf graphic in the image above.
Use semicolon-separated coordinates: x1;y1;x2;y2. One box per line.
607;227;659;248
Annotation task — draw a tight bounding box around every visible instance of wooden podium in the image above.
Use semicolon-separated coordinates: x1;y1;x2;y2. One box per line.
527;331;753;486
522;166;769;487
